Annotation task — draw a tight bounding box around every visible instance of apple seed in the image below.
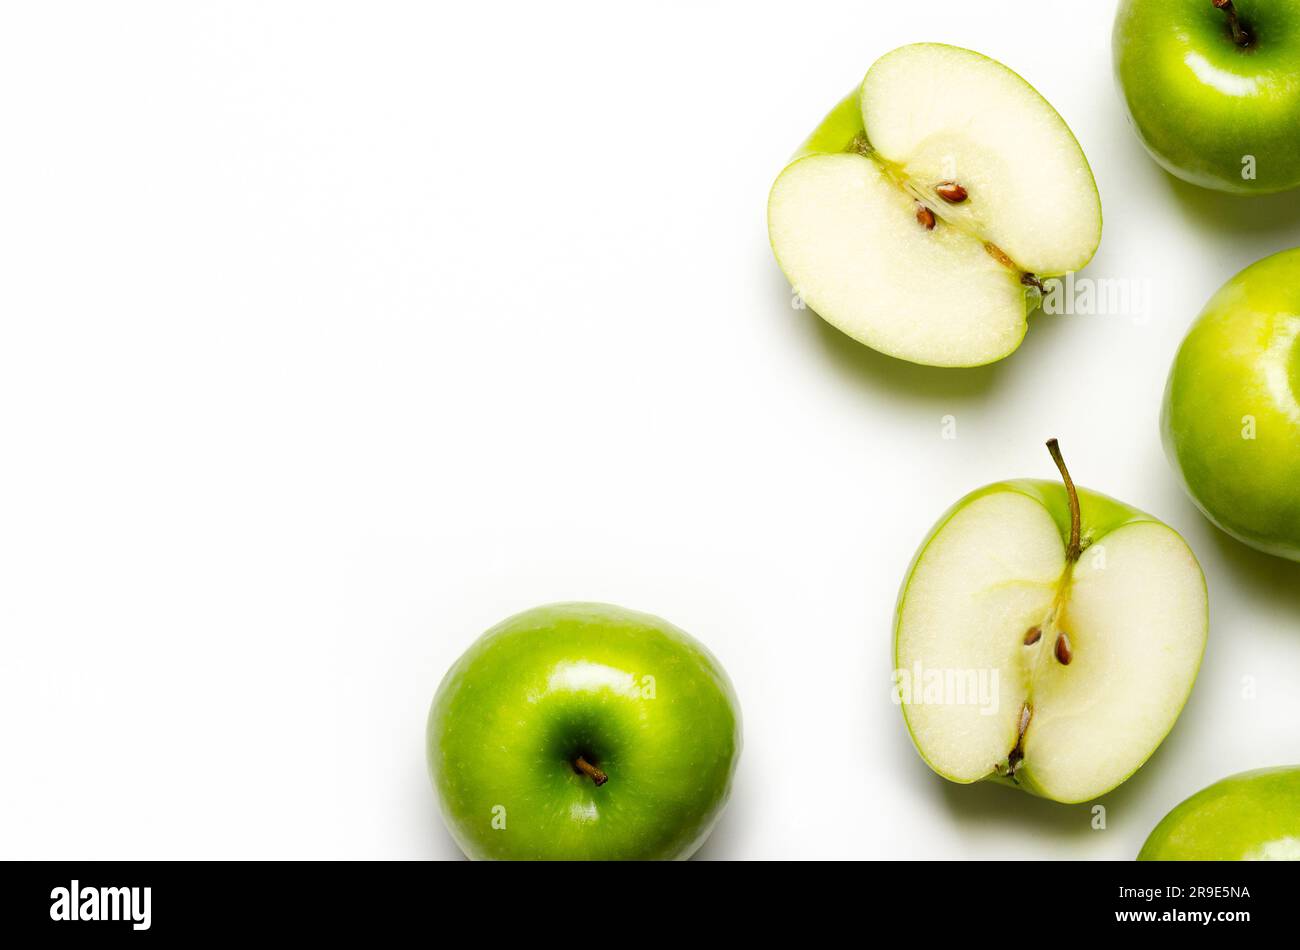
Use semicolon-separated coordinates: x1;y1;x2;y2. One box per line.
915;203;936;230
1023;625;1042;645
935;181;968;203
1055;631;1073;666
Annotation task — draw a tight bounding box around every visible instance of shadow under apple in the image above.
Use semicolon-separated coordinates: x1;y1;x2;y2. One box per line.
886;650;1213;855
689;781;749;861
1205;522;1300;621
790;289;1074;408
927;705;1203;855
1162;174;1300;240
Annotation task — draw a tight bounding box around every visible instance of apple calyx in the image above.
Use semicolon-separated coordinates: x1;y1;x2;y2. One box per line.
1020;272;1047;293
573;755;608;787
987;240;1046;294
1212;0;1253;49
1005;702;1033;778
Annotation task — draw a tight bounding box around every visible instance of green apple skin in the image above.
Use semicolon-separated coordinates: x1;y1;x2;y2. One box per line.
788;90;863;163
1140;767;1300;859
1114;0;1300;195
1162;248;1300;561
427;603;741;861
894;479;1207;799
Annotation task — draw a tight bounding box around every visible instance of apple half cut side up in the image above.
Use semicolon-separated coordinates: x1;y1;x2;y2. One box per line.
768;44;1102;367
894;441;1207;804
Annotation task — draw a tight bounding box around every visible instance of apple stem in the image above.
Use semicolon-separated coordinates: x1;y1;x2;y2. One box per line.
1046;438;1082;563
573;755;608;787
1213;0;1252;47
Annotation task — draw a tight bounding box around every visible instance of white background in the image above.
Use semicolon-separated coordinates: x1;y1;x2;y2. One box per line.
2;1;1298;860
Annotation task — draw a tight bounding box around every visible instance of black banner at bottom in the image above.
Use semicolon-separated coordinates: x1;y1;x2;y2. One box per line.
0;860;1284;938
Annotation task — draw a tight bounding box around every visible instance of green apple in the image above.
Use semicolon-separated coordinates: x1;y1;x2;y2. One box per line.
1140;767;1300;859
427;603;741;860
768;43;1101;367
894;441;1207;803
1114;0;1300;194
1162;247;1300;560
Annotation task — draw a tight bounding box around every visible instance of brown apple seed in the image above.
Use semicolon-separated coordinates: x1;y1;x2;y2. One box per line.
1055;631;1073;666
936;181;968;203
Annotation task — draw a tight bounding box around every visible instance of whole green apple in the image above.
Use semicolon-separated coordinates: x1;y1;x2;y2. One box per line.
895;441;1207;803
427;603;741;860
1139;767;1300;859
1114;0;1300;194
1162;247;1300;560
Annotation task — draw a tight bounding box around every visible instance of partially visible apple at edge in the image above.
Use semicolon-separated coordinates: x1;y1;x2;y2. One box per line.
1162;247;1300;561
1114;0;1300;195
1140;767;1300;859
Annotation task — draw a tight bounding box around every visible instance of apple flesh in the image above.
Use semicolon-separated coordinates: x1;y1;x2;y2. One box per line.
427;603;741;860
894;442;1207;803
1163;247;1300;560
1114;0;1300;195
768;43;1101;367
1140;767;1300;860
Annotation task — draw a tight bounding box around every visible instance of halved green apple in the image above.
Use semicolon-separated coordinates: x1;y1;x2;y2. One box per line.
769;44;1102;367
893;441;1207;803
